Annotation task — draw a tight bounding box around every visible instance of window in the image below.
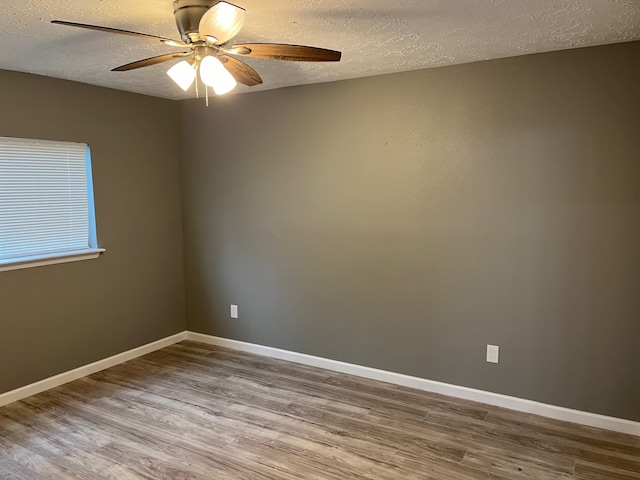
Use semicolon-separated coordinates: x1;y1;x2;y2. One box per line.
0;137;104;272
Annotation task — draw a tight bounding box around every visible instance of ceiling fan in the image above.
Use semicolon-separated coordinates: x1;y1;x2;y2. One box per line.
52;0;341;100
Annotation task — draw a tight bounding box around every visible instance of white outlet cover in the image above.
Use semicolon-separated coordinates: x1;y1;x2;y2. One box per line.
487;345;500;363
230;305;238;319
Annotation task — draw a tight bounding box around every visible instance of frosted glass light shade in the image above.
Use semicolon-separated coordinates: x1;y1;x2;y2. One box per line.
199;55;237;95
167;61;196;91
199;2;246;45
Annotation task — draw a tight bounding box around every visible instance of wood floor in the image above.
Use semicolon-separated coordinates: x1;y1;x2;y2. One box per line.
1;341;639;479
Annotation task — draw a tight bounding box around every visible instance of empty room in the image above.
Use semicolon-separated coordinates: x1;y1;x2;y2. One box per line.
1;0;639;478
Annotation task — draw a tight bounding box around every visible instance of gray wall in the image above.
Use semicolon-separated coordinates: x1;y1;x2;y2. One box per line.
0;70;186;394
180;41;640;421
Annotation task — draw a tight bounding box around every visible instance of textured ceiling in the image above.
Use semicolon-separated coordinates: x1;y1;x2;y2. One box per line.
1;0;639;99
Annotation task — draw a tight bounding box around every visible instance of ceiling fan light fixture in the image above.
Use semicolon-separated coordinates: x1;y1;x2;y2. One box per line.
167;60;196;91
199;55;237;95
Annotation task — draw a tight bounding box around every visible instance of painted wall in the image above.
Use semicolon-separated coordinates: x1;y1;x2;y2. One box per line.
0;70;186;394
180;41;640;421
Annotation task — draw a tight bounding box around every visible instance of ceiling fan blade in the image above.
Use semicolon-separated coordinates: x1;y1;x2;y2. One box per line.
229;43;341;62
221;56;263;86
51;20;186;47
199;2;245;45
112;52;191;72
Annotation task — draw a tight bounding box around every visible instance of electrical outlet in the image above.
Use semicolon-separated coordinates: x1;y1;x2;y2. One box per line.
230;304;238;319
486;345;499;364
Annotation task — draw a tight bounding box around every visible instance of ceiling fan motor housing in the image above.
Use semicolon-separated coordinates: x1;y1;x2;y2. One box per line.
173;0;218;43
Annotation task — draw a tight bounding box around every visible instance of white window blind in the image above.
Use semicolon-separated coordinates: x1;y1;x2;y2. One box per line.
0;137;103;271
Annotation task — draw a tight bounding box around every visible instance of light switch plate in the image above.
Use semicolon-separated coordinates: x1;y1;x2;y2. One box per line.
230;304;238;319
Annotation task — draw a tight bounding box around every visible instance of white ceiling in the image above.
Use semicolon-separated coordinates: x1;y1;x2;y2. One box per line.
1;0;639;100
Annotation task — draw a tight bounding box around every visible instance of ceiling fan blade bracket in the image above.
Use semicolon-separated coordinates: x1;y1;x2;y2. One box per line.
220;45;252;55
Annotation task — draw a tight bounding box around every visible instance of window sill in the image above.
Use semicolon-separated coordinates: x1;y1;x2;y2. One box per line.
0;249;106;272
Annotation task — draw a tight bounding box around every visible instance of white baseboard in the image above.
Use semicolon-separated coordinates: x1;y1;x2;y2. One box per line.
186;331;640;437
0;331;187;408
2;330;637;437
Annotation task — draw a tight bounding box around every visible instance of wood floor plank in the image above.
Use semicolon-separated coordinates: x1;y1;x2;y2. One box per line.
94;441;211;480
0;433;90;480
574;461;640;479
0;471;22;480
0;455;53;480
1;340;639;479
1;428;145;480
578;424;640;448
484;411;640;457
426;410;640;474
461;448;575;479
391;448;511;480
162;440;306;480
324;373;491;421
